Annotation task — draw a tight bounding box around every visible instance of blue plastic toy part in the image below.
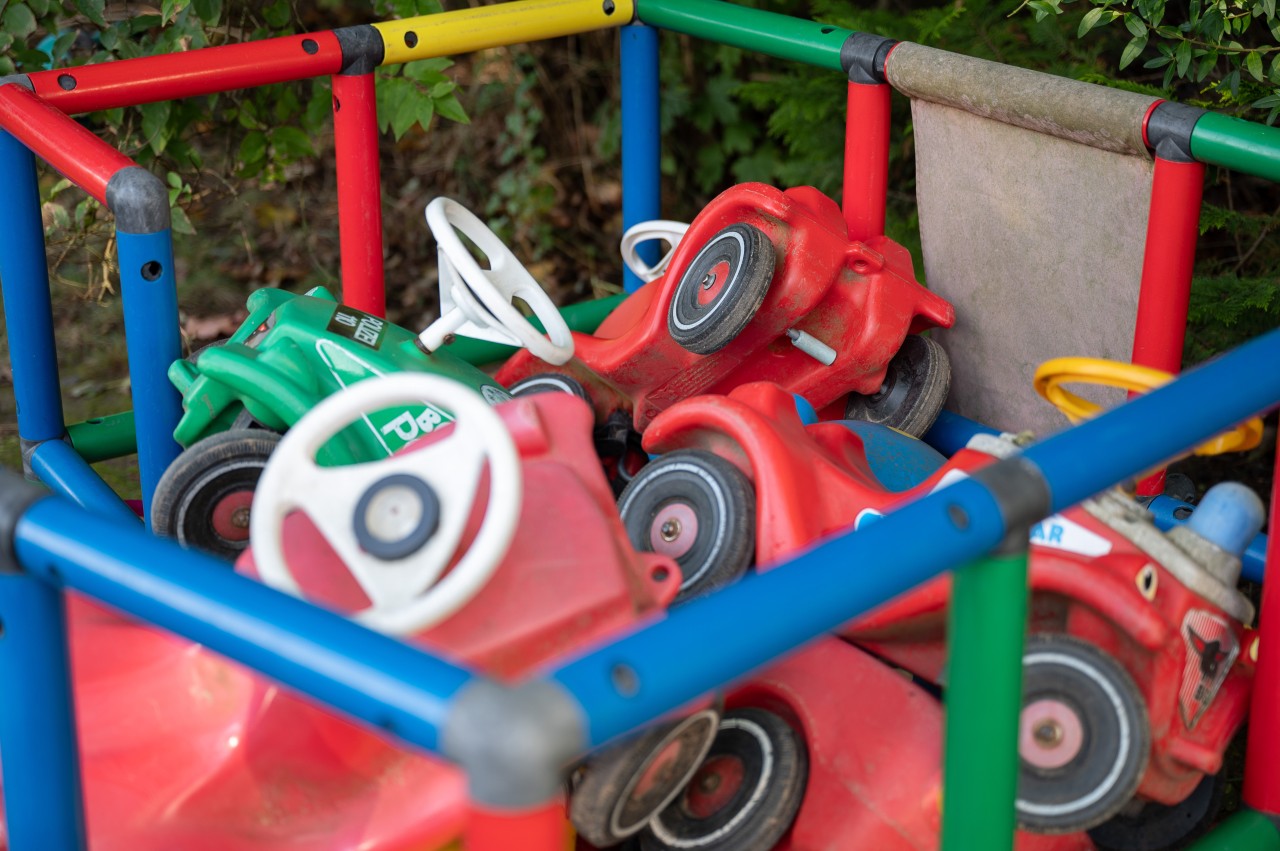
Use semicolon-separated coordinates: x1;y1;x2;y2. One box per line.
839;420;947;492
923;408;1000;457
1145;494;1268;582
791;393;818;425
1186;482;1267;558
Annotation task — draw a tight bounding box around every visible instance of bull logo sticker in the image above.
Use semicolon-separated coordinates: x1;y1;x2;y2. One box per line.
1179;610;1239;729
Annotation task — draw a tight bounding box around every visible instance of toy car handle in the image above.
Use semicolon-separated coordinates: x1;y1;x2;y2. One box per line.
621;220;689;283
419;197;574;366
195;344;316;429
1034;357;1263;456
251;373;522;635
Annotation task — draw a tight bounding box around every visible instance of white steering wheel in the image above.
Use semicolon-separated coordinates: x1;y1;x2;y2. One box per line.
621;220;689;283
250;373;522;635
419;197;574;366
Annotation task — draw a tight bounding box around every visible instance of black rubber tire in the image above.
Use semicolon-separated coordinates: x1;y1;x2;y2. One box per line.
844;334;951;437
509;372;591;402
640;707;809;851
668;223;775;355
1088;772;1224;851
569;709;721;847
617;450;755;604
151;429;282;561
1017;634;1151;834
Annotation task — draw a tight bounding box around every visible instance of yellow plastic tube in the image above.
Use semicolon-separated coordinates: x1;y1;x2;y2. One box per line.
374;0;634;65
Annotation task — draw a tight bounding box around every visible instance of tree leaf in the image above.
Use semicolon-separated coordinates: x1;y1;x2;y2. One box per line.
140;100;172;155
270;125;314;159
238;130;267;166
1079;7;1106;37
170;205;195;236
2;5;36;39
1175;39;1193;76
1125;13;1149;37
434;91;468;124
1247;50;1265;81
390;91;419;139
191;0;221;26
1121;34;1149;69
74;0;108;27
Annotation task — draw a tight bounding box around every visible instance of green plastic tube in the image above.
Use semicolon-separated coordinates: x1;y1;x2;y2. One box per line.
66;411;137;463
940;548;1030;851
446;292;627;366
62;296;628;461
635;0;852;71
1192;112;1280;184
1186;809;1280;850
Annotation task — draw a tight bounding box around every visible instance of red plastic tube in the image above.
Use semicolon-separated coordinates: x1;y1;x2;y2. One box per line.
332;73;386;317
466;798;568;851
1243;431;1280;814
842;80;891;242
1131;155;1204;497
28;32;344;115
0;84;134;204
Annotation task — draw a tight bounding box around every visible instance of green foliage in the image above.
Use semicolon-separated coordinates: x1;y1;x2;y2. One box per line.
1015;0;1280;121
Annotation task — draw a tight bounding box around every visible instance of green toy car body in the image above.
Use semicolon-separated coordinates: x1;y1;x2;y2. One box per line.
154;286;512;559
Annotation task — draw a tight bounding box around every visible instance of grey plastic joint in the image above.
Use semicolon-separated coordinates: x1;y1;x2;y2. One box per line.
971;454;1052;554
0;75;34;90
0;467;49;574
334;25;385;76
105;167;171;235
840;32;898;85
1146;101;1205;163
442;678;589;808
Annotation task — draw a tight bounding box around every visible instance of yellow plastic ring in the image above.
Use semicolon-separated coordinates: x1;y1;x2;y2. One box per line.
1033;357;1263;457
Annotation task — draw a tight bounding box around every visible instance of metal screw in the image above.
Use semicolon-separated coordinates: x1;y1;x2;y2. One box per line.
660;519;681;541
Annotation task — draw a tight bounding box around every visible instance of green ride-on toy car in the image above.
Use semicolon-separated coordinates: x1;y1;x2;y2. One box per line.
152;197;577;560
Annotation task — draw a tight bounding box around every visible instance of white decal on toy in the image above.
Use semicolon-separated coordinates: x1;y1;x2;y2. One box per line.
1029;515;1112;557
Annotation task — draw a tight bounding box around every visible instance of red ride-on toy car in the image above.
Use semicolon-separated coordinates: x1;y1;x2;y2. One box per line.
618;380;1263;845
24;375;722;851
635;637;1094;851
244;373;721;848
496;183;956;452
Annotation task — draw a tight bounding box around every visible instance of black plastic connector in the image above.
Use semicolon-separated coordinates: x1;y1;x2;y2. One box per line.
1146;101;1205;163
105;167;171;235
0;467;48;574
334;25;385;76
840;32;898;85
971;455;1052;554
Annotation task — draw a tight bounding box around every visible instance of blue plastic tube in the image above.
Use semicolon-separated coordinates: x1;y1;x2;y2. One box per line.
0;571;86;850
923;408;1000;457
552;325;1280;746
13;497;476;753
620;23;661;293
28;438;139;524
0;130;66;445
115;229;183;520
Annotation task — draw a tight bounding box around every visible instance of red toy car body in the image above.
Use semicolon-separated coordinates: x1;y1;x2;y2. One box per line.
496;183;955;434
4;392;711;851
630;381;1255;838
631;637;1094;850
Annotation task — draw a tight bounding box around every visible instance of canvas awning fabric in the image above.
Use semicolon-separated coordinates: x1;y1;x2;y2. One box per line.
886;43;1162;437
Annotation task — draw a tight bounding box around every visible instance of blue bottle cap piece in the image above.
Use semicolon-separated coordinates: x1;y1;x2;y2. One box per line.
1186;482;1266;557
791;393;818;426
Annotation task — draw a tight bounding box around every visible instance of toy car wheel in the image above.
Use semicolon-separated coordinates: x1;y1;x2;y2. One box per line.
509;372;591;402
570;708;721;847
1088;771;1223;851
640;707;809;851
618;450;755;604
151;429;281;561
1017;634;1151;834
668;223;775;355
844;334;951;437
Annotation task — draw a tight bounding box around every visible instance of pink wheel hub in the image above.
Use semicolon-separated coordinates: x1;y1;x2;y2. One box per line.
1019;698;1085;770
650;503;698;559
211;490;254;542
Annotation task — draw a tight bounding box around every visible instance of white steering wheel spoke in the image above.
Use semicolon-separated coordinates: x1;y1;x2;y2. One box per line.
621;220;690;282
251;373;522;634
419;196;574;365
